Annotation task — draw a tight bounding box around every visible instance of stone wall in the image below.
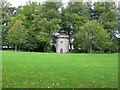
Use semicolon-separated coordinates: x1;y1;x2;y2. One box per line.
56;35;69;53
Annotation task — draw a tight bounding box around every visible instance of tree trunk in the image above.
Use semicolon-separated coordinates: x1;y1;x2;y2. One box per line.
89;45;92;53
15;45;17;51
69;38;72;52
44;45;46;52
68;33;72;52
28;49;30;52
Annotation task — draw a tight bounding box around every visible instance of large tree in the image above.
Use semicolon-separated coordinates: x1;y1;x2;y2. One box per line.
73;21;111;53
93;2;118;52
1;0;16;46
61;1;92;51
6;19;28;51
31;1;62;52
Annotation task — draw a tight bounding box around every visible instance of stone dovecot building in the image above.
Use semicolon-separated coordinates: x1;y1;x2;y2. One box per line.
55;27;69;53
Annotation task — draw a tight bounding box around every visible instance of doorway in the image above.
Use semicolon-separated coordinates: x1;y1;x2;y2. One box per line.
60;48;63;53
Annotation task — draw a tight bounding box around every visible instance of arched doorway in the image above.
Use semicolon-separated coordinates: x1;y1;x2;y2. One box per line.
60;48;63;53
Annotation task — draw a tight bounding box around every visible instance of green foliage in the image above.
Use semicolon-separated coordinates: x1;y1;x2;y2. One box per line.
1;1;16;45
1;1;119;53
93;2;118;52
94;2;118;33
63;2;90;32
67;1;86;15
6;20;28;50
74;21;111;53
35;31;49;42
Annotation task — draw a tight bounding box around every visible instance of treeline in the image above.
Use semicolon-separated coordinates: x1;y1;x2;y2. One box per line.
1;0;119;53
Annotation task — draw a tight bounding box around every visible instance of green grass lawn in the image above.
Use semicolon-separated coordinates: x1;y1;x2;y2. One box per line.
2;51;118;88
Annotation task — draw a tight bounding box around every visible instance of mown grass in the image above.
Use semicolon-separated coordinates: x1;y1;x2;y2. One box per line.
2;51;118;88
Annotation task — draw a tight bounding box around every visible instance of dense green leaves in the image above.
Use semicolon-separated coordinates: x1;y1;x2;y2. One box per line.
6;20;28;51
1;1;119;53
1;0;16;45
74;21;111;53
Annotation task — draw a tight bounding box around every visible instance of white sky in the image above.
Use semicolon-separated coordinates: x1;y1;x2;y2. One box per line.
7;0;120;7
7;0;69;7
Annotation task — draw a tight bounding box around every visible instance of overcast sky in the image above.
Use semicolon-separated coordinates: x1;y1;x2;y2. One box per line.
7;0;119;7
7;0;69;7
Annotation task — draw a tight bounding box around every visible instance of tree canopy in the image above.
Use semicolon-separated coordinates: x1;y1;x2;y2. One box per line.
1;0;119;53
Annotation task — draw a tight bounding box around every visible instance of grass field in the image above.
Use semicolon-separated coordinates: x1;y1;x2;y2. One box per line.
2;51;118;88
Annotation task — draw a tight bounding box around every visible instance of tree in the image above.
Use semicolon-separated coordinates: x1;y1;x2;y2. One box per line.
33;17;61;52
93;2;118;52
94;2;118;32
73;21;111;53
1;0;16;46
61;1;92;51
6;20;28;51
31;1;61;52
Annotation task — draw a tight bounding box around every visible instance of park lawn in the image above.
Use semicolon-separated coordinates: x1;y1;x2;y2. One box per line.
2;51;118;88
